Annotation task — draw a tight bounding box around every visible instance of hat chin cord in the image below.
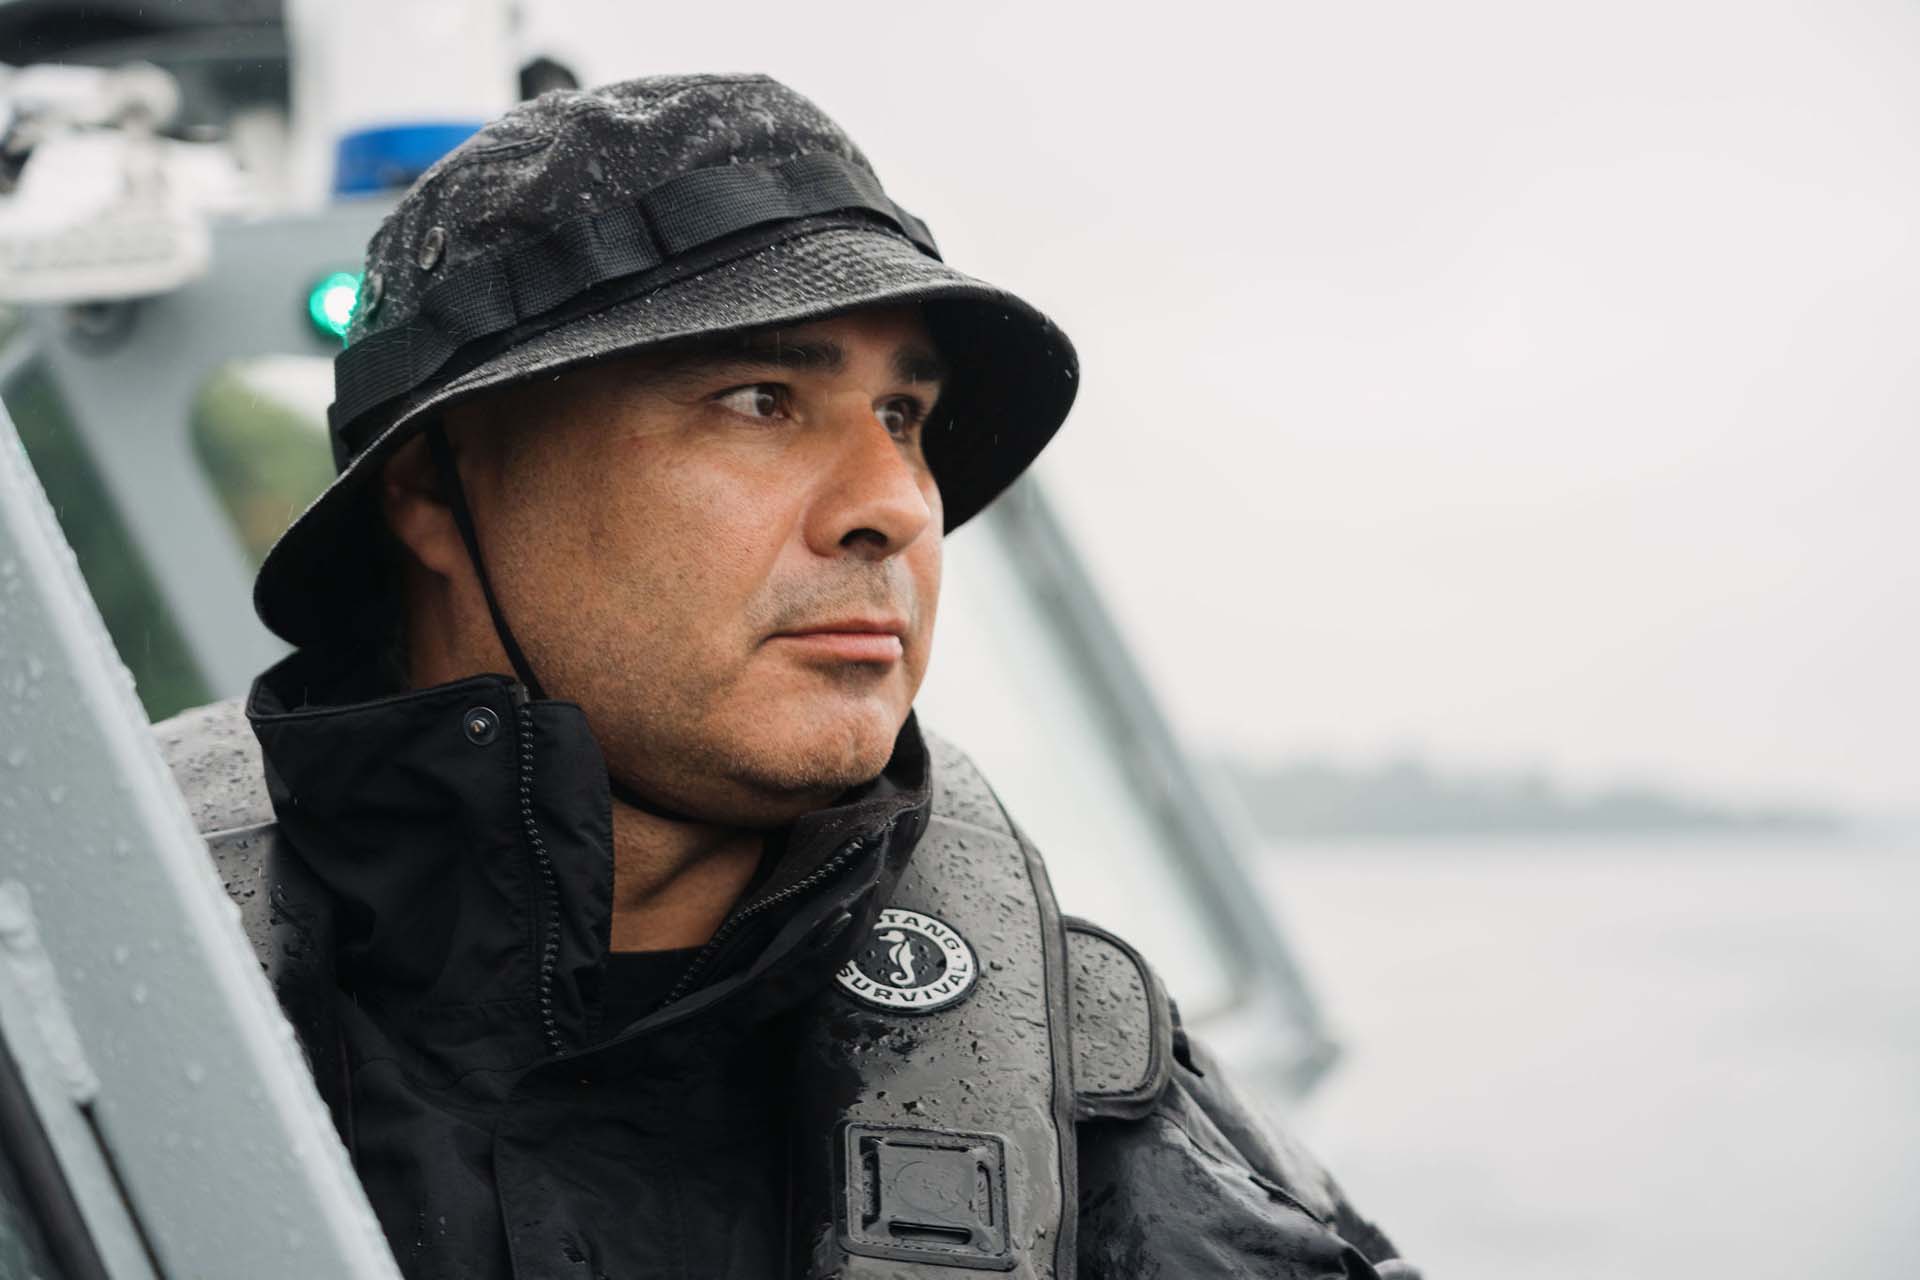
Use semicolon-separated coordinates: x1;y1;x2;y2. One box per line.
425;424;696;825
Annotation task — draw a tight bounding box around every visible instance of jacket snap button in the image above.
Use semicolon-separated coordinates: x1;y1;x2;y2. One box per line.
463;706;500;745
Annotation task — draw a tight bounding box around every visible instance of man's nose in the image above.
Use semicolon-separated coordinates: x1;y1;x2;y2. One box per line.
806;399;935;561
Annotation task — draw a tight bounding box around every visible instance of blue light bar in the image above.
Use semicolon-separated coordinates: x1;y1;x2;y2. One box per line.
333;122;483;196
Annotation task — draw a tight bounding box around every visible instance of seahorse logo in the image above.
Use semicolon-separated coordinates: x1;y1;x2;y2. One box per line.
835;909;979;1014
878;929;917;986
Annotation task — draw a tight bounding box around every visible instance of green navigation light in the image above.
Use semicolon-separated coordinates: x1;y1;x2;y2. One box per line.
307;271;362;343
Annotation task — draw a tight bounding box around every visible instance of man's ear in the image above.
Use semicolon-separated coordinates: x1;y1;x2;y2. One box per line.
380;428;468;580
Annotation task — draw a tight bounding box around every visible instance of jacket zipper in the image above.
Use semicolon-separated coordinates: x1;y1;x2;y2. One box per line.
513;678;891;1044
510;686;567;1057
653;832;873;1012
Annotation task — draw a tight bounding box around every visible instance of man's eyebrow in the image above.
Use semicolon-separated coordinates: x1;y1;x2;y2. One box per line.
892;344;949;386
722;335;846;373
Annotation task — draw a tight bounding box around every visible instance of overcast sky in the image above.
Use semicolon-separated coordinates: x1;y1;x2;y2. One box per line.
525;0;1920;815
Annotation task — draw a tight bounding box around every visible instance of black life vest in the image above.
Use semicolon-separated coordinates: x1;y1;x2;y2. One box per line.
161;701;1173;1280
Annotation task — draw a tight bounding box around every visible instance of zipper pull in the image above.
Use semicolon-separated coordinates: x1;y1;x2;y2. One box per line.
508;681;531;709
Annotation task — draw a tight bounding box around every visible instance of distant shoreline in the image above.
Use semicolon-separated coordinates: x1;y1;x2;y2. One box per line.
1226;755;1851;842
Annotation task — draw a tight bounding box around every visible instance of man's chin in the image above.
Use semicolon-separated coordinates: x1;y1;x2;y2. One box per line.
722;697;905;800
607;684;914;825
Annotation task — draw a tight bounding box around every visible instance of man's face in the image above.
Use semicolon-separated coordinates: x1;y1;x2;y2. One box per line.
435;305;945;822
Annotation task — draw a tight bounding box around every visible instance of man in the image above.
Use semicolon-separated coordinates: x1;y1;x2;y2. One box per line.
158;75;1419;1278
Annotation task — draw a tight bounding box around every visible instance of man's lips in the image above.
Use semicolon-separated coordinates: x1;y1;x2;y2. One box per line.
766;619;907;663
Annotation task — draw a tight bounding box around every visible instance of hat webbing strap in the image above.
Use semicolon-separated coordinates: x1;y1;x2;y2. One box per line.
332;151;939;456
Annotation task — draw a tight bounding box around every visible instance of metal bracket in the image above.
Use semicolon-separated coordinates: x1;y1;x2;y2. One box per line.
839;1123;1013;1269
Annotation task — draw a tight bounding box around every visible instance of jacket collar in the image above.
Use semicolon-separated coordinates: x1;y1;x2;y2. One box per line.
245;647;930;1070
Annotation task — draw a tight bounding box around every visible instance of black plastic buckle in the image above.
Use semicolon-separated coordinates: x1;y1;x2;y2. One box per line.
838;1123;1014;1270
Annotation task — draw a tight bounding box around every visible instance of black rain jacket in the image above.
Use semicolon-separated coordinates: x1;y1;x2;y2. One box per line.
156;650;1419;1280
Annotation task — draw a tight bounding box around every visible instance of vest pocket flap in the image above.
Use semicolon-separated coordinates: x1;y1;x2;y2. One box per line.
1065;916;1172;1120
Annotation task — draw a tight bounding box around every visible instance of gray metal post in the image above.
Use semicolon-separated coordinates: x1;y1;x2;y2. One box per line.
981;480;1339;1095
0;399;401;1278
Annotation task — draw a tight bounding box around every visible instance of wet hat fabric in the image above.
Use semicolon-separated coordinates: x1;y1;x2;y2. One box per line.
254;73;1078;647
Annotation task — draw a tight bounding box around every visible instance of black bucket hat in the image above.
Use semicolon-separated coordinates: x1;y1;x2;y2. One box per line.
254;73;1079;647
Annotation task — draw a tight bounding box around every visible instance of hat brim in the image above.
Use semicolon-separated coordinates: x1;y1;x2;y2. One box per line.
254;223;1078;648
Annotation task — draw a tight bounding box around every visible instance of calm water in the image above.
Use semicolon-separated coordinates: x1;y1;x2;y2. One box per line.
1256;837;1920;1280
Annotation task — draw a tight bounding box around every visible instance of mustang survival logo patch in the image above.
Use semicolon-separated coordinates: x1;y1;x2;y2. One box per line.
834;908;979;1012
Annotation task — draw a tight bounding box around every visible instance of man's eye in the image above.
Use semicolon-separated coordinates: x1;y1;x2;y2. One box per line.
877;396;926;438
716;384;787;420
